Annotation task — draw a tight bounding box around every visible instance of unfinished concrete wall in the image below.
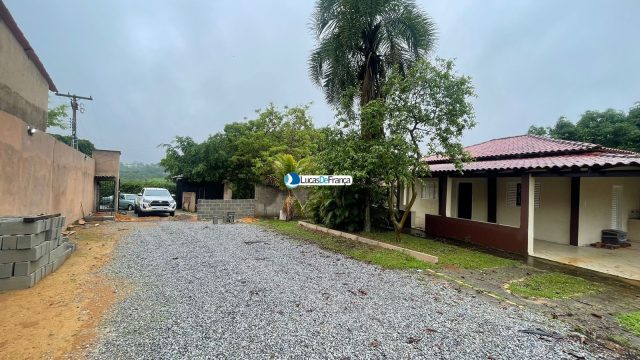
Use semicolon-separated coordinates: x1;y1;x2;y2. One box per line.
197;199;255;221
0;19;49;131
0;111;95;226
254;184;310;218
93;150;121;178
255;185;286;218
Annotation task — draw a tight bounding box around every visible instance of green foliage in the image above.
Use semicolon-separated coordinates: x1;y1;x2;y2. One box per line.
47;103;69;130
257;219;430;270
363;232;519;270
226;104;322;186
160;104;323;199
51;134;95;157
508;272;602;299
160;134;230;184
120;163;167;180
617;311;640;337
313;59;476;234
528;103;640;152
309;0;436;109
119;178;176;195
270;154;313;220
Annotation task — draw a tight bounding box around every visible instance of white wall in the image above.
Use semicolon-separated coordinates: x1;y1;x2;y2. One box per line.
496;177;521;227
533;177;571;244
449;178;488;222
408;178;439;228
578;177;640;245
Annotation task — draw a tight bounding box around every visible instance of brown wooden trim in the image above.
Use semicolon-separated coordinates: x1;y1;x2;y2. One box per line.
424;214;528;255
570;177;580;246
438;176;447;216
487;177;497;223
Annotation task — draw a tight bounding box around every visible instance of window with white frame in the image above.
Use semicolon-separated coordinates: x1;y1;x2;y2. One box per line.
421;181;437;200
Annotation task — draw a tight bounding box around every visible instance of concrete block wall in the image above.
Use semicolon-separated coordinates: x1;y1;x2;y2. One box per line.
254;184;310;218
0;215;75;291
197;199;255;221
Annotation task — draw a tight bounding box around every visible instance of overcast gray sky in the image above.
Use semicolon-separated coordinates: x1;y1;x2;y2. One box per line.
7;0;640;163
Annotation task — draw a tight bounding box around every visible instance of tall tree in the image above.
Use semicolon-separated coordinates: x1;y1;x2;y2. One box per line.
383;59;475;240
309;0;437;231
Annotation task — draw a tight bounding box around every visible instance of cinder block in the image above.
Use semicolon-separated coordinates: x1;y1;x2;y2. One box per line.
0;241;52;263
33;266;43;284
0;273;35;291
1;235;17;250
48;244;67;263
14;253;50;276
0;263;13;278
0;219;45;236
44;263;53;276
43;218;52;231
16;232;46;250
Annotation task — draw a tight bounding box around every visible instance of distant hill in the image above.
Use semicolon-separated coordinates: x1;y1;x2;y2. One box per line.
120;162;168;180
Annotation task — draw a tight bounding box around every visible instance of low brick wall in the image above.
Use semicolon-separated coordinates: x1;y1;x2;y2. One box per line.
197;199;255;221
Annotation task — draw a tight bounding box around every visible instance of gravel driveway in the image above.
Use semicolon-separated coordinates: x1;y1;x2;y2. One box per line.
89;221;618;359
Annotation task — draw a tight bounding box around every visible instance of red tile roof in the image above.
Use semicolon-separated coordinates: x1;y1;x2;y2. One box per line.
427;135;640;173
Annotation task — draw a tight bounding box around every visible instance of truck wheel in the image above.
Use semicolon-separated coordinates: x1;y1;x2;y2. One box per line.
128;204;134;211
170;212;175;217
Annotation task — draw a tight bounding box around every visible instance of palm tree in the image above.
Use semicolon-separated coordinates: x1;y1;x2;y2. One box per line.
309;0;436;119
309;0;436;231
271;154;311;220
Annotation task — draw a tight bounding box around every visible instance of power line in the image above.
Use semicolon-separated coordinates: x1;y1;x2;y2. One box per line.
54;92;93;150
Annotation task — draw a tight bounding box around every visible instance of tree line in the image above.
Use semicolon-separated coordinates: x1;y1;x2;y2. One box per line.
528;103;640;152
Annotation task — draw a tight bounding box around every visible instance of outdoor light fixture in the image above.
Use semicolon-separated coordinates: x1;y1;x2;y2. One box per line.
27;126;37;136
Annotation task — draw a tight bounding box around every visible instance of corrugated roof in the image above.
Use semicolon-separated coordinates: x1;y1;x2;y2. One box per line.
426;135;640;173
0;1;57;92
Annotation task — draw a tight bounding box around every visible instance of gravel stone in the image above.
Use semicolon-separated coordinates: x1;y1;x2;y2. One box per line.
89;222;619;359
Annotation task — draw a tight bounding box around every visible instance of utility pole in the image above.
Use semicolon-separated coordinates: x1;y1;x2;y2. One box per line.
55;92;93;150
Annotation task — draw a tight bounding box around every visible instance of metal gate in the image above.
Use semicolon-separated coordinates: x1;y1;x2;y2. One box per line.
96;178;117;212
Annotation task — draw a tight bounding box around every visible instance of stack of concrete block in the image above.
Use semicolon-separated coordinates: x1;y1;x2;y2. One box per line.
0;215;76;291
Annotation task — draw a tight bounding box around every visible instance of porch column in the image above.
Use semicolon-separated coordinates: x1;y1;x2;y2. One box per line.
438;176;447;216
445;176;453;217
520;174;535;255
570;177;580;246
487;176;497;223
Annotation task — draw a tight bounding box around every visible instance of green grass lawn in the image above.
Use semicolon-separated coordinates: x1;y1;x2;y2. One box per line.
617;311;640;336
257;220;518;271
508;272;602;299
363;231;519;270
257;220;430;270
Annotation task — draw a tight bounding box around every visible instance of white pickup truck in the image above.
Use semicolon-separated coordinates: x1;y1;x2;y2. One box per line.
134;187;176;217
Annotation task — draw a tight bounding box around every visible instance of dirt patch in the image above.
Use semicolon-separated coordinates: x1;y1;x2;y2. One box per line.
0;221;137;360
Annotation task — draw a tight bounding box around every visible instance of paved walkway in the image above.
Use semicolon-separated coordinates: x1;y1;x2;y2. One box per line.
533;239;640;281
89;222;617;359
